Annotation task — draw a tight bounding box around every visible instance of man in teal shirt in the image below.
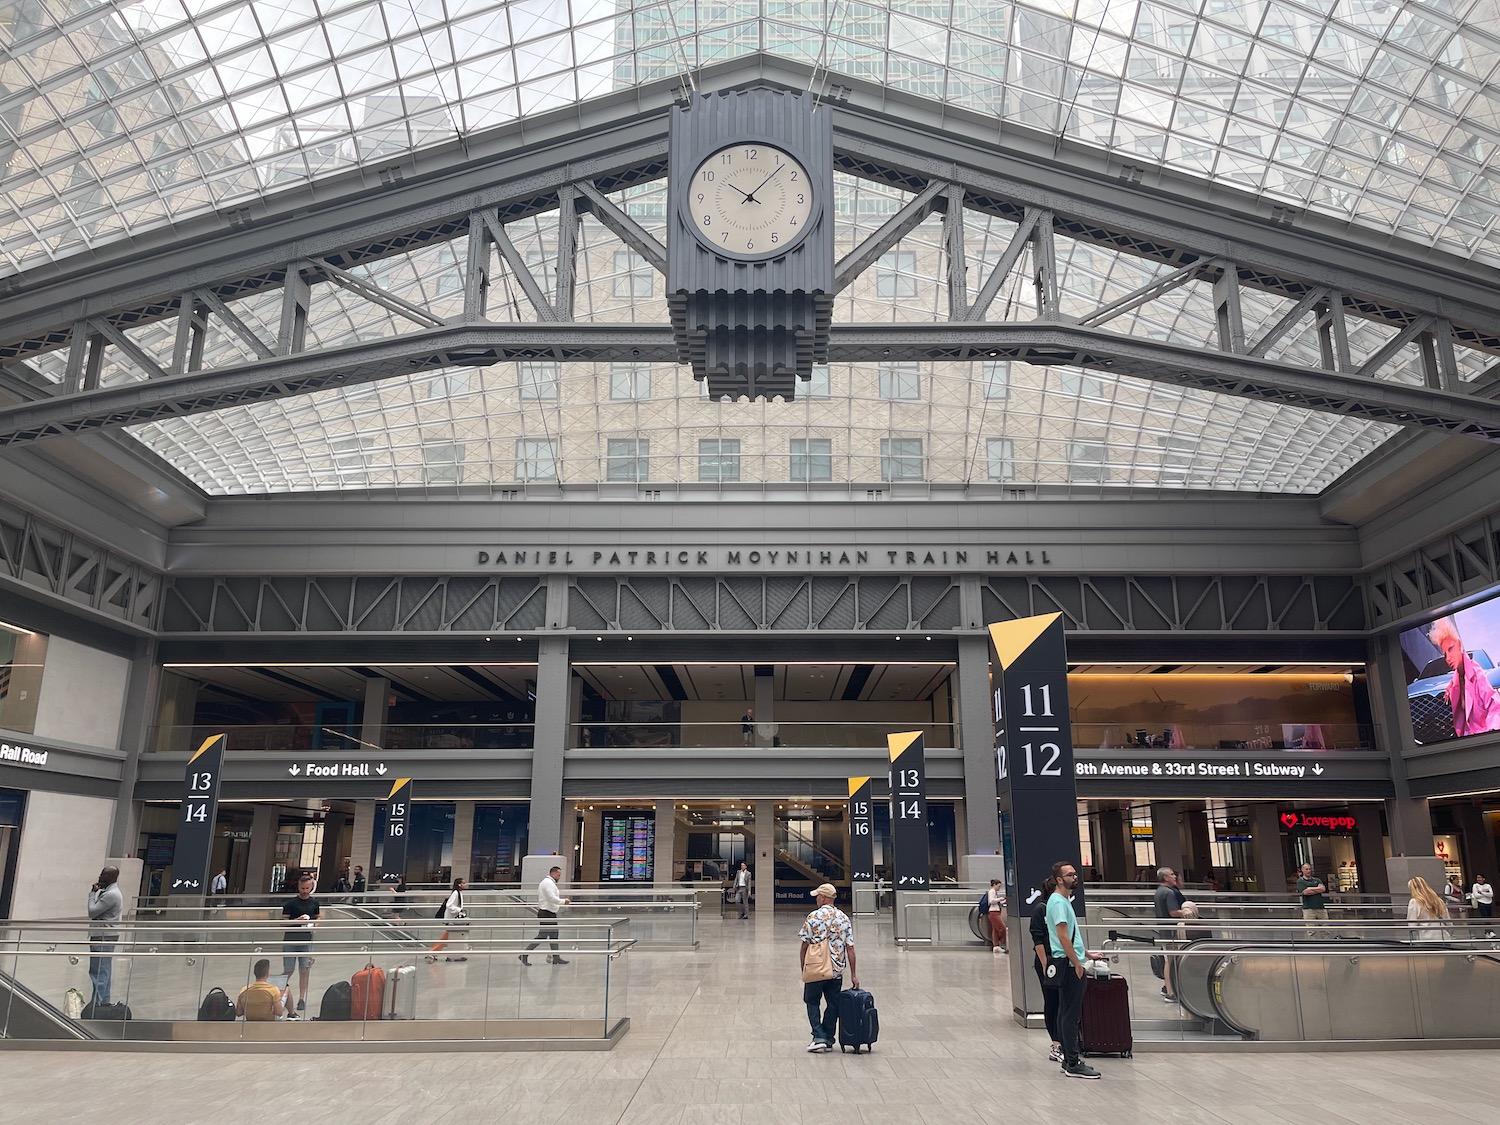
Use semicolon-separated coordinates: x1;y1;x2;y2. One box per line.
1046;861;1101;1079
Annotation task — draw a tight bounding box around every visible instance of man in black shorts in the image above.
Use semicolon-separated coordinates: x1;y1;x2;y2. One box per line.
281;873;321;1015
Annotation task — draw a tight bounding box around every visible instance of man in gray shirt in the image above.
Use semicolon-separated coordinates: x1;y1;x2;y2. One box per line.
1153;867;1184;1003
87;865;124;1005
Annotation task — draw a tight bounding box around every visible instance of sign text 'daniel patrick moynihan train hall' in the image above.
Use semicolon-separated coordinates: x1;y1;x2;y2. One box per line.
473;545;1056;570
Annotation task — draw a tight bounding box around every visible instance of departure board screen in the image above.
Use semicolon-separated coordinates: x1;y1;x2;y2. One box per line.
601;814;655;881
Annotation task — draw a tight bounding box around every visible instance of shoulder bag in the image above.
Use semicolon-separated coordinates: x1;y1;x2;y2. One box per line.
801;936;835;982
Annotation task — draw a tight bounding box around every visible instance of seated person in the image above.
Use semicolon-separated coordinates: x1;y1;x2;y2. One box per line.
236;957;287;1021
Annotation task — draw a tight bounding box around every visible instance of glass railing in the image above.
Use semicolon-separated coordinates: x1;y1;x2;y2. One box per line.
571;721;957;748
148;724;536;753
0;916;632;1043
1074;722;1376;750
138;889;699;949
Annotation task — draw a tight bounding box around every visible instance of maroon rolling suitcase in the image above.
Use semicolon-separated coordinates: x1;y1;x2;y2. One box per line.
1080;975;1132;1058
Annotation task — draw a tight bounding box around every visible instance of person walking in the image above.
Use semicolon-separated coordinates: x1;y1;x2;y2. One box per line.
734;862;752;919
982;879;1007;953
1028;875;1063;1064
210;869;228;898
1047;861;1100;1079
1406;876;1453;942
740;709;754;746
279;873;321;1014
426;877;469;963
798;882;858;1053
86;865;124;1005
1154;866;1185;1002
520;865;570;966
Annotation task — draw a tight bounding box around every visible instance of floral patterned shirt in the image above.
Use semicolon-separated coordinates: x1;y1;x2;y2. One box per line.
799;904;855;975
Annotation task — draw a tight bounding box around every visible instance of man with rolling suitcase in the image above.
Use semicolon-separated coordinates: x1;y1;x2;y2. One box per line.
1047;861;1101;1080
798;882;859;1053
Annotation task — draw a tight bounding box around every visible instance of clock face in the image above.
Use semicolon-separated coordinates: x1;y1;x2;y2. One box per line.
686;143;816;259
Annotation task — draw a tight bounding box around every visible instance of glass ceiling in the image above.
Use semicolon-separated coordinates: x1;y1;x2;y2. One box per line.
3;0;1498;497
2;0;1498;274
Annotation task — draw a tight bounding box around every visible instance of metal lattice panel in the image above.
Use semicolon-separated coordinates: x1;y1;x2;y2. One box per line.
159;575;546;633
981;574;1366;633
1367;511;1500;630
0;497;159;629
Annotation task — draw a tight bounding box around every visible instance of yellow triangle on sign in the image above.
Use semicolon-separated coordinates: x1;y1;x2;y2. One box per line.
386;778;411;799
988;614;1061;670
848;776;870;797
887;731;921;761
189;734;223;763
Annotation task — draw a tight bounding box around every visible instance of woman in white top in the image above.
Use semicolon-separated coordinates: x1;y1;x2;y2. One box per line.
425;877;469;962
1406;876;1452;942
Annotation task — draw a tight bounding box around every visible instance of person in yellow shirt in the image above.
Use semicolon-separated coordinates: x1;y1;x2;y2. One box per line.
236;958;287;1021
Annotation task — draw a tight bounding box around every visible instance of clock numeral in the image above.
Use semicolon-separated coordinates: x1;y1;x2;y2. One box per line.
721;152;733;165
702;170;715;182
720;231;728;242
790;171;798;181
771;233;779;244
744;147;757;159
789;216;798;226
696;192;704;203
746;240;753;250
796;193;804;204
703;215;711;227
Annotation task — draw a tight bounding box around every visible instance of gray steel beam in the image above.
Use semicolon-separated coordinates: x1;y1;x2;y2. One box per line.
3;321;1499;447
4;58;1498;369
832;178;945;293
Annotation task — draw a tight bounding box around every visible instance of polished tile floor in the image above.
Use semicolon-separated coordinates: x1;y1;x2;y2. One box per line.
2;910;1492;1125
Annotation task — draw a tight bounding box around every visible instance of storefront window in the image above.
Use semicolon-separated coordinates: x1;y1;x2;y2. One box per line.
471;803;529;883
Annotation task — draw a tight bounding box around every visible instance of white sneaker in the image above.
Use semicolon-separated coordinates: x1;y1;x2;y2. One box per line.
805;1040;828;1053
1047;1044;1063;1063
993;947;1002;954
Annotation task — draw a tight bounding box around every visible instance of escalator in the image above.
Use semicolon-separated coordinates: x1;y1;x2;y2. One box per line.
0;969;95;1040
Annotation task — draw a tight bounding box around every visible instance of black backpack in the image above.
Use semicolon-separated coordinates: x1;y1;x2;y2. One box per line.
318;979;352;1021
80;1000;131;1021
198;986;236;1021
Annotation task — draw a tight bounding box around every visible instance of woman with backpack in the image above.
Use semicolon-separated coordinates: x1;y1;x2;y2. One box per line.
425;877;469;962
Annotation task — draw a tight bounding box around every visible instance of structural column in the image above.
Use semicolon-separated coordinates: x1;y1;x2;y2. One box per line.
1453;803;1497;885
1094;807;1129;882
528;635;571;856
1249;804;1287;893
450;801;475;883
1184;806;1215;883
753;799;775;912
361;675;389;749
655;800;677;885
245;804;279;895
1353;803;1389;894
956;634;1002;857
350;800;375;884
753;666;774;747
1149;801;1185;881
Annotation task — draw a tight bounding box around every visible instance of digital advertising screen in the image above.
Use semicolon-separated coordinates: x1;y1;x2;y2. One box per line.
601;813;655;881
1399;585;1500;745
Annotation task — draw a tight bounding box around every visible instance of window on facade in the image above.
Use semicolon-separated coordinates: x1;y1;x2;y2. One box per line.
1069;440;1108;483
790;438;833;482
517;438;558;481
878;361;920;400
981;360;1009;400
1059;371;1105;399
609;362;651;400
698;438;741;482
606;438;649;482
519;360;559;400
422;441;464;484
881;438;924;481
805;364;830;398
611;250;654;298
986;438;1015;481
875;250;919;298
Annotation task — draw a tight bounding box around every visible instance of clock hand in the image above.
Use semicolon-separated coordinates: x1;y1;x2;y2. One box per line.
721;180;753;202
741;163;786;204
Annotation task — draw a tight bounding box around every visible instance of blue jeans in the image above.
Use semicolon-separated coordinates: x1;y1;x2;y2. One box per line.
88;942;115;1004
803;976;841;1044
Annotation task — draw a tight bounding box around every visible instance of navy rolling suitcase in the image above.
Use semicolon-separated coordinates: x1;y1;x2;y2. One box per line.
837;987;879;1053
1080;976;1132;1058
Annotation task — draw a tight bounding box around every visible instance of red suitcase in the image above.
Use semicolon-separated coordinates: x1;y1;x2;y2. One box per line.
350;964;386;1020
1080;976;1132;1057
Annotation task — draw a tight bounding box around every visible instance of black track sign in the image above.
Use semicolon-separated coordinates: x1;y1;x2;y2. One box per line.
990;614;1085;921
172;734;225;895
848;777;875;882
887;732;930;890
381;777;413;879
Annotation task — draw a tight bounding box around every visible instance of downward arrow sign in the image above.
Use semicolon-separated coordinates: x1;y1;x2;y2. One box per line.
376;763;387;775
288;765;301;776
1312;764;1324;775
